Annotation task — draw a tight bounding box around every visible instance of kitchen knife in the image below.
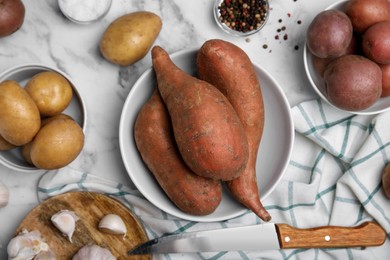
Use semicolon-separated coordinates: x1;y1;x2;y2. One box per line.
128;221;386;255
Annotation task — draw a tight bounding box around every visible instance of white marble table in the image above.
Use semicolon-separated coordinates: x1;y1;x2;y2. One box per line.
0;0;338;258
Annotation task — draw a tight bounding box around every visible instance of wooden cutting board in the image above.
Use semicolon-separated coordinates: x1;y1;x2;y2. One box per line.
14;191;151;260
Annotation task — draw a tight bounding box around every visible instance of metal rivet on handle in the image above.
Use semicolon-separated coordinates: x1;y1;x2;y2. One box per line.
285;236;290;242
325;235;331;241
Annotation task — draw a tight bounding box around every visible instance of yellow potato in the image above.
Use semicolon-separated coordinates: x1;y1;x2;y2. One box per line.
0;134;16;151
0;80;41;146
30;118;84;170
25;71;73;117
22;114;75;166
21;142;33;165
100;11;162;66
41;113;74;127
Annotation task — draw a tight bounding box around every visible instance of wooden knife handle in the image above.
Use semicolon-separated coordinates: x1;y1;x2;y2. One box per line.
276;222;386;249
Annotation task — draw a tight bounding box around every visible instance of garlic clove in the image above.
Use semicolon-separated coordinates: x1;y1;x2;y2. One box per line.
0;180;9;208
7;229;50;260
98;214;127;236
72;244;116;260
51;210;79;243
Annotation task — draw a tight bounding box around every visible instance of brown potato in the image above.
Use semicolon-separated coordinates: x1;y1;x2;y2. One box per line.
306;10;353;58
345;0;390;34
100;11;162;66
30;118;84;170
362;21;390;65
0;80;41;146
21;142;33;165
324;55;382;111
41;113;74;127
22;114;75;165
0;134;16;151
25;71;73;117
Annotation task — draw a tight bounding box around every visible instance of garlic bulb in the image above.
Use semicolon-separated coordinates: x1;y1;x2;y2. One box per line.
0;180;9;208
72;244;116;260
98;214;127;237
7;229;50;260
51;209;79;243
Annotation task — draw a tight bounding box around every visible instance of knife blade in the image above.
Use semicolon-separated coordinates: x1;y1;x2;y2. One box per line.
128;221;386;255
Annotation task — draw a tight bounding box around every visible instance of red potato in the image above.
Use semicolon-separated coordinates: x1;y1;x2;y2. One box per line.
345;0;390;34
152;46;249;181
362;21;390;65
382;163;390;198
306;10;353;58
312;34;359;77
0;0;25;37
324;55;382;111
134;89;222;215
380;64;390;97
197;39;271;222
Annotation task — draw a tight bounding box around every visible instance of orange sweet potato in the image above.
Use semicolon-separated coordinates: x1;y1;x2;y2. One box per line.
151;45;249;181
197;39;271;221
134;89;222;215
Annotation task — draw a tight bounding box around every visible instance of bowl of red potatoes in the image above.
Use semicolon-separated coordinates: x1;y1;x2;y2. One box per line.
304;0;390;115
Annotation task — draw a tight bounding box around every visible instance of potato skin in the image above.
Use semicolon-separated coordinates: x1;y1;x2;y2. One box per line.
306;10;353;58
312;35;359;78
0;80;41;146
345;0;390;34
100;11;162;66
362;21;390;65
197;39;270;221
30;118;84;169
41;113;74;127
134;89;222;215
381;64;390;97
383;163;390;198
25;71;73;117
21;142;33;164
152;46;249;181
324;55;382;111
0;135;16;151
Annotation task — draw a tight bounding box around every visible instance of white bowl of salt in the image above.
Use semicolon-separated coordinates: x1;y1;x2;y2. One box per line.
58;0;112;24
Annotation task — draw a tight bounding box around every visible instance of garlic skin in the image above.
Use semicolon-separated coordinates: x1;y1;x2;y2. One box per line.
0;180;9;208
98;214;127;236
72;244;116;260
51;209;79;243
34;249;56;260
7;229;50;260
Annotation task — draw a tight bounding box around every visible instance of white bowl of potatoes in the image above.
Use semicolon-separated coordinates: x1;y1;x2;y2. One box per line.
0;64;87;173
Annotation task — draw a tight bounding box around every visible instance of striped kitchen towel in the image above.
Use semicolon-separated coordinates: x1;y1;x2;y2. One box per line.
38;98;390;259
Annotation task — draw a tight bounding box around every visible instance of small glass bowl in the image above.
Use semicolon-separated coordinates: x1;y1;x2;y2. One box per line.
58;0;112;24
214;0;270;37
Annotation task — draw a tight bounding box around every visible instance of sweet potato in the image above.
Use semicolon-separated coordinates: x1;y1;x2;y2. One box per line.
197;39;271;222
134;89;222;215
151;46;249;181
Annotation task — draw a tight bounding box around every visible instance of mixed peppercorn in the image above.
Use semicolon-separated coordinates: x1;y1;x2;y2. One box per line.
218;0;268;33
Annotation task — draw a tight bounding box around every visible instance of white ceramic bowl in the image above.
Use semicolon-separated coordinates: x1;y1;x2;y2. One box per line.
119;48;294;222
303;0;390;115
213;0;270;37
58;0;112;24
0;64;87;173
